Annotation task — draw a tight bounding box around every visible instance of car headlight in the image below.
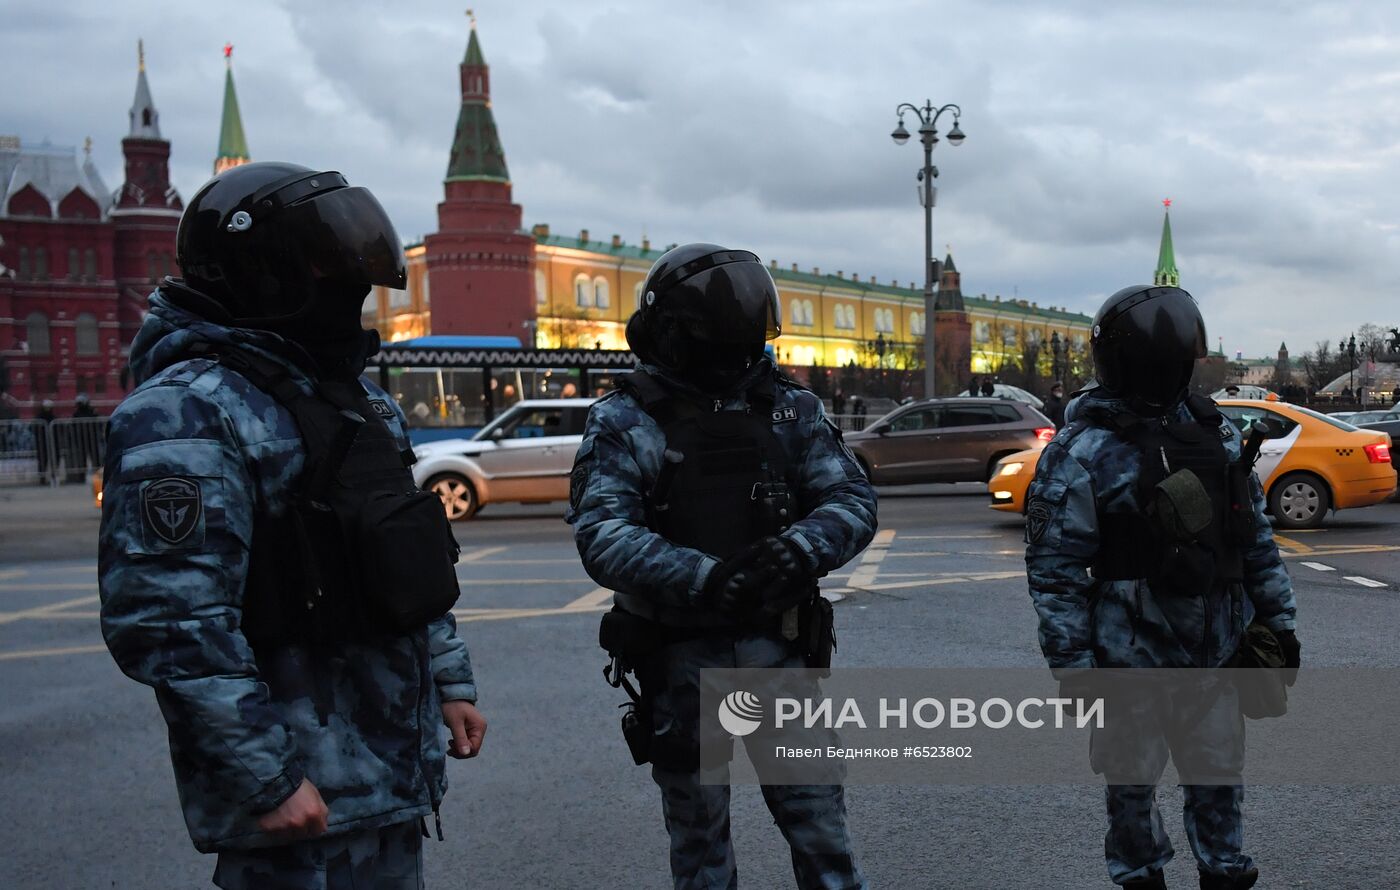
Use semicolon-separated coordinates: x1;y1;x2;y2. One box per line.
997;461;1024;477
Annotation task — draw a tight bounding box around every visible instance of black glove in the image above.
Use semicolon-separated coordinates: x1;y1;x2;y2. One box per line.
1274;629;1301;686
748;536;813;617
703;544;776;618
1052;666;1100;703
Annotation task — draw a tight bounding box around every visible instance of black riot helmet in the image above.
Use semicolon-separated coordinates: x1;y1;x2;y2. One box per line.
626;243;781;385
175;161;406;325
1091;285;1207;413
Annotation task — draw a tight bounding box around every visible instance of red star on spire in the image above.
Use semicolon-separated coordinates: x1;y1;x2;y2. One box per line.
1163;197;1172;208
223;42;234;59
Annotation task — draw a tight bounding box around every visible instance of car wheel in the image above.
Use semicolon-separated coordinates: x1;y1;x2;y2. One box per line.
427;473;478;521
1269;472;1330;530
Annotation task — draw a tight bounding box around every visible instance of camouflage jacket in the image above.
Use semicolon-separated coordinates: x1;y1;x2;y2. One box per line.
98;290;476;853
566;360;877;607
1025;387;1297;670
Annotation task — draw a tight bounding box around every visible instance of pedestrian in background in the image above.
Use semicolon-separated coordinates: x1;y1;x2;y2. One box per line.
981;378;995;397
33;398;55;484
1042;381;1066;428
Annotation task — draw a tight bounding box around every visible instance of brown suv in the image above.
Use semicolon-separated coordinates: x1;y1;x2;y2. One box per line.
844;398;1055;484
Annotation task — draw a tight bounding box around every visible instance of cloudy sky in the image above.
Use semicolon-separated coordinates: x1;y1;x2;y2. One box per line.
6;0;1399;356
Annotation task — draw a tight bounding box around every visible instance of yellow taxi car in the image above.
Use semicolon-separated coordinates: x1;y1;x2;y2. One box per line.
989;399;1396;529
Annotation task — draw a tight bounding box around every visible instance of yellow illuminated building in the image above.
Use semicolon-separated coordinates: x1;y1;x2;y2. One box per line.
363;227;1093;378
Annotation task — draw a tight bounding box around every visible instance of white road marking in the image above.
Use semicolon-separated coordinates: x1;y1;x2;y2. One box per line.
1344;576;1387;589
1300;562;1335;572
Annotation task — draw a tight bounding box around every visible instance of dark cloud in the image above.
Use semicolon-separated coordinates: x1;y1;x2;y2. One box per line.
4;0;1397;355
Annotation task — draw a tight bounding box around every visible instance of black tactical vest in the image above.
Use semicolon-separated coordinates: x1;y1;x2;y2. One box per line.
207;348;461;647
612;369;798;626
1091;395;1252;597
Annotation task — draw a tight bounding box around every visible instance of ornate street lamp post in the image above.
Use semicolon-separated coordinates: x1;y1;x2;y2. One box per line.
890;100;965;398
1345;333;1357;401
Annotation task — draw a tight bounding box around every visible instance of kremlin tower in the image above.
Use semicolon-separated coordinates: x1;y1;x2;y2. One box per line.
423;16;535;338
213;44;250;175
1154;199;1180;287
112;39;183;343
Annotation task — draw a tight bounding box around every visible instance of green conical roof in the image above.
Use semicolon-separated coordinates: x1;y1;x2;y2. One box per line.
465;29;485;65
1154;210;1179;287
215;63;249;170
446;29;508;183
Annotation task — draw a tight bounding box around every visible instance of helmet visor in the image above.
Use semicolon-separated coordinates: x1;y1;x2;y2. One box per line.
282;186;407;289
662;260;782;345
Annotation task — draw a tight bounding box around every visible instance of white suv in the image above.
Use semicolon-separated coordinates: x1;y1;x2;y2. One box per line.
413;398;595;520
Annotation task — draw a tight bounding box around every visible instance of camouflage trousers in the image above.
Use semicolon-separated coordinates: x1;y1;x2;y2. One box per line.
1091;674;1255;884
212;820;423;890
645;632;866;890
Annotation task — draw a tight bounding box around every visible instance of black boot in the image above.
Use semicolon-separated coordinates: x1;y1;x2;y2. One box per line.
1199;868;1259;890
1123;873;1167;889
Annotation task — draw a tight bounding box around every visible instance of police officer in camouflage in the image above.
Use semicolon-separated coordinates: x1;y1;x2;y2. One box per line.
99;162;487;889
1025;285;1299;890
568;244;876;890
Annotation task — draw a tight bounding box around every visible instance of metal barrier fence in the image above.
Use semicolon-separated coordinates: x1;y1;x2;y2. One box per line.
828;414;873;433
0;417;109;487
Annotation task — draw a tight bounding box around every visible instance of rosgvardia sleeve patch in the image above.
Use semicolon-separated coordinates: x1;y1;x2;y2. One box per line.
141;476;204;546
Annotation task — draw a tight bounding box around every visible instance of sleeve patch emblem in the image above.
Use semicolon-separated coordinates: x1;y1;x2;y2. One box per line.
1026;498;1053;544
771;406;799;424
142;476;203;544
369;400;396;420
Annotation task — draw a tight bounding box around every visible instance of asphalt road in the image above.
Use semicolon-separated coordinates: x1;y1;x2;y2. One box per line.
1;483;1399;888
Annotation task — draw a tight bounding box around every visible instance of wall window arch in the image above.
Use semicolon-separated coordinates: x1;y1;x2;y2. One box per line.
910;312;925;336
803;300;815;326
83;248;96;281
75;313;99;355
67;248;80;280
535;270;548;306
592;276;610;309
34;247;48;279
790;299;804;327
26;312;51;356
574;274;590;308
974;321;990;343
18;247;30;279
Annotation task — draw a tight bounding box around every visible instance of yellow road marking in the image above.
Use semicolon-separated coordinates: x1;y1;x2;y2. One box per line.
861;571;1025;592
884;550;1022;558
1272;534;1314;555
458;558;579;566
564;587;613;610
457;546;508;564
848;530;896;589
456;578;593;585
895;534;1000;540
1282;544;1400;558
0;643;108;662
452;604;610;623
0;594;101;625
